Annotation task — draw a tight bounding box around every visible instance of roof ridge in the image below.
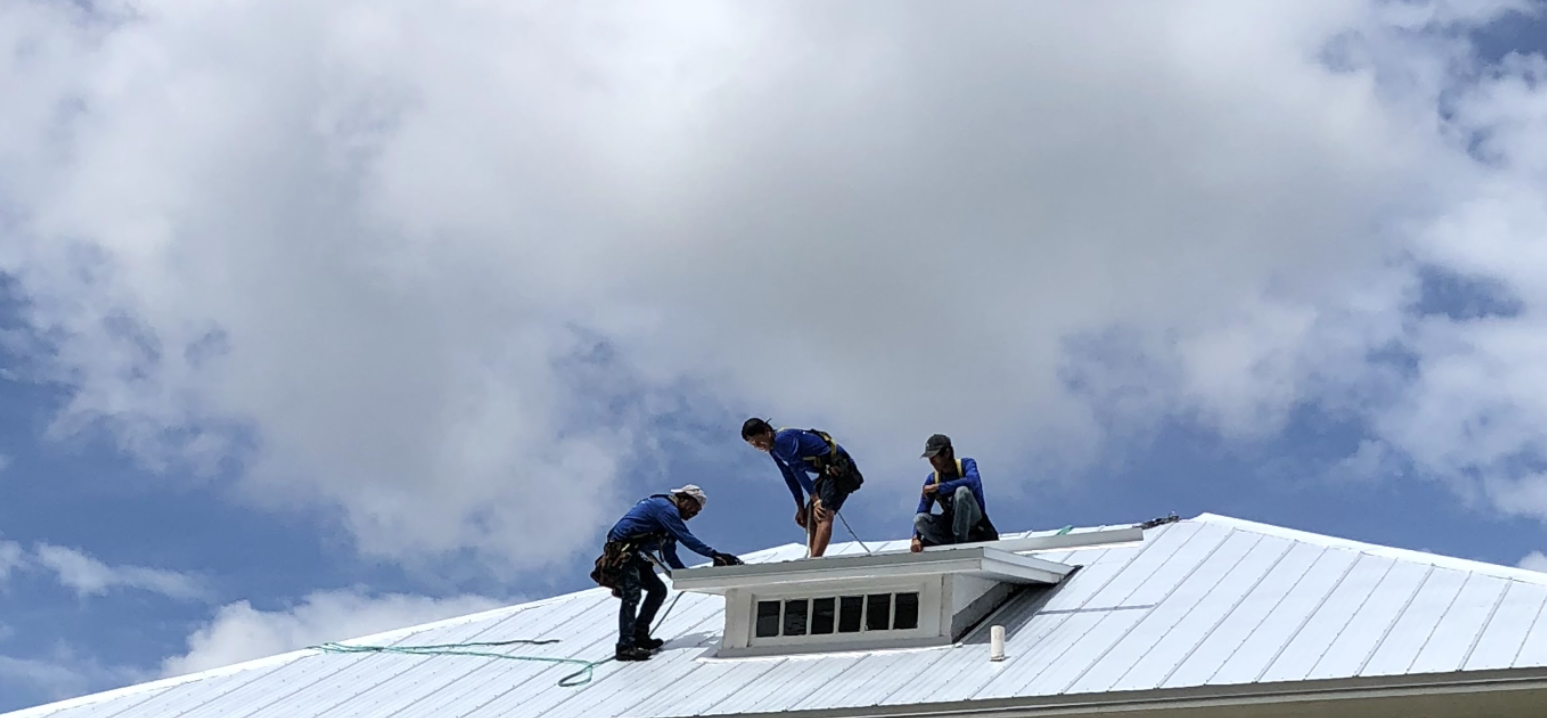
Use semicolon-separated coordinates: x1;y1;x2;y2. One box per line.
1190;512;1547;585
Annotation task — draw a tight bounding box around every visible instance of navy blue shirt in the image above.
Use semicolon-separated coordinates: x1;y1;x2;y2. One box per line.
915;457;987;534
607;495;718;569
769;428;838;506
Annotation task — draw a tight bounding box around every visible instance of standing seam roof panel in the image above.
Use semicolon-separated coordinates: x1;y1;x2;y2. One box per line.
887;590;1078;705
1097;533;1294;693
1464;581;1547;671
1257;554;1397;683
1358;566;1470;676
1302;559;1432;681
699;655;871;716
1064;529;1262;694
1408;573;1510;674
1203;546;1359;685
463;595;730;718
1082;523;1203;609
361;592;619;718
1158;541;1324;689
1510;587;1547;667
170;614;521;718
930;543;1160;703
875;578;1074;705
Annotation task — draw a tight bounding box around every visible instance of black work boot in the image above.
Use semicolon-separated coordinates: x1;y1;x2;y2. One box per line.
633;633;664;651
615;643;652;661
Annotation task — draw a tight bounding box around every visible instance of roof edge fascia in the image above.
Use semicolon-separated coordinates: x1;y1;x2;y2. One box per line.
712;667;1547;718
672;547;1075;594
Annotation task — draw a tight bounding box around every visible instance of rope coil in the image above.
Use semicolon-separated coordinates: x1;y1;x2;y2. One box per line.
311;587;687;688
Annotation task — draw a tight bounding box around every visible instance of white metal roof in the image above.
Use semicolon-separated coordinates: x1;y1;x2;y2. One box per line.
8;512;1547;718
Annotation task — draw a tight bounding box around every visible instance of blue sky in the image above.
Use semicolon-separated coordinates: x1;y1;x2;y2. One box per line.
4;1;1547;713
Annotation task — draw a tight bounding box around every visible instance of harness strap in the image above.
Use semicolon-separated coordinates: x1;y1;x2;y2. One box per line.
931;458;965;486
777;427;842;471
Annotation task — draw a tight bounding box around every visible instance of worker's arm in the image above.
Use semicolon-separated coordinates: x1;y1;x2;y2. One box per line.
661;540;687;570
912;479;933;537
774;457;806;507
934;458;982;495
771;432;815;507
654;502;718;560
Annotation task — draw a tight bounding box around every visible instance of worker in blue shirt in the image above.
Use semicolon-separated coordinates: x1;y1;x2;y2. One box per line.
911;434;999;552
741;417;864;558
591;484;741;661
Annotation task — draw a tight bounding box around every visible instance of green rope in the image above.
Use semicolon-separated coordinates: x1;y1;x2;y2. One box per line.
1055;525;1073;535
313;638;609;687
310;592;687;688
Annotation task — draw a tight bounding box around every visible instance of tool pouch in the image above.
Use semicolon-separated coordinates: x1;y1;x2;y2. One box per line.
809;428;863;492
590;540;634;598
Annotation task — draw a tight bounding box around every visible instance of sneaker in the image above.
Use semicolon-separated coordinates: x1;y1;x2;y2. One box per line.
614;645;653;661
633;634;664;650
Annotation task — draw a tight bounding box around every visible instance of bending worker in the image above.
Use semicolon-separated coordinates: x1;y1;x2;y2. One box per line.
592;484;740;661
911;433;999;552
741;418;864;558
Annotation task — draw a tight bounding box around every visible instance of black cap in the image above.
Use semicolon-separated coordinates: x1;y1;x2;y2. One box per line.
921;433;952;458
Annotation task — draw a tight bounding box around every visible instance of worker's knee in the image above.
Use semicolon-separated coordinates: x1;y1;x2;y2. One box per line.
913;513;932;530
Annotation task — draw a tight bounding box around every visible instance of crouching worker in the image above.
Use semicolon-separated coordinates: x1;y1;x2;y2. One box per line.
591;485;741;661
911;434;1000;553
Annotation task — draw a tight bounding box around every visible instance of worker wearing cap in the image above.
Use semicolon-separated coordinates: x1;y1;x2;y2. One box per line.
597;485;741;661
911;434;999;552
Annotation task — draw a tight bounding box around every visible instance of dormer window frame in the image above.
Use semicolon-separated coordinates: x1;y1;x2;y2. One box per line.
724;577;946;654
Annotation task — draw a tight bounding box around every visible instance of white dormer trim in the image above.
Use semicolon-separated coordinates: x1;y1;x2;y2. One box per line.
675;545;1084;658
672;546;1075;595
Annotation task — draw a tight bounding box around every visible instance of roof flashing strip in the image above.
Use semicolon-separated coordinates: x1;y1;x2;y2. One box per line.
672;546;1077;595
919;525;1146;554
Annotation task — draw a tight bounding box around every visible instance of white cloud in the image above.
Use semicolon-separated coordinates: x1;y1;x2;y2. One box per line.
0;646;150;706
0;542;22;583
1518;551;1547;573
0;453;11;474
0;655;93;703
3;0;1547;575
31;544;207;601
160;589;506;677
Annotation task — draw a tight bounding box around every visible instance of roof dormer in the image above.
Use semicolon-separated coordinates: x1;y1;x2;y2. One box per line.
671;525;1144;658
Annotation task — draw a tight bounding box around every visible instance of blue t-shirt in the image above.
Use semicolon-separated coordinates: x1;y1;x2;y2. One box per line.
914;457;987;534
607;495;717;569
769;428;838;505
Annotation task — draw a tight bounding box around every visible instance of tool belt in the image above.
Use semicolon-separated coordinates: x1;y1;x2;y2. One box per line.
589;541;633;597
803;428;863;492
590;535;665;597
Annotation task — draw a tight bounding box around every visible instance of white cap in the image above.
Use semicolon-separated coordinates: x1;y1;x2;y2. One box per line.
671;484;707;508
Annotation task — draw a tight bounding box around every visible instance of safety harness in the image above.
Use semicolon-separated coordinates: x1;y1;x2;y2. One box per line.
930;458;965;486
590;494;677;595
922;456;1001;544
782;427;864;490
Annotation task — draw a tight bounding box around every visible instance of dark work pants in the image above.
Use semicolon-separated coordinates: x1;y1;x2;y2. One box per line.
617;553;666;647
915;486;985;545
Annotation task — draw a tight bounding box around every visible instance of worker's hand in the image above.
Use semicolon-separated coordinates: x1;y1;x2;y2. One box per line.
922;484;938;496
811;499;830;523
795;507;808;529
910;537;923;553
712;552;743;567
